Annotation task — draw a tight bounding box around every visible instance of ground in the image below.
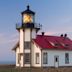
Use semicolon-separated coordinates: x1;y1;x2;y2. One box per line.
0;65;72;72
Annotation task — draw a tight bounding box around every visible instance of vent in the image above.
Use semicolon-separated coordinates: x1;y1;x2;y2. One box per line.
42;32;44;36
60;34;63;37
64;34;67;38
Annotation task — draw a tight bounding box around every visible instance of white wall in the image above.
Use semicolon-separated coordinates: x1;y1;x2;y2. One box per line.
20;55;24;67
16;26;37;67
24;29;31;41
20;29;24;53
24;29;31;67
16;47;19;67
23;28;37;67
31;42;41;67
16;47;24;67
32;29;36;39
19;29;24;67
42;50;72;67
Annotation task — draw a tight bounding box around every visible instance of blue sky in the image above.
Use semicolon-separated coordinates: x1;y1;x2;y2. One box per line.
0;0;72;61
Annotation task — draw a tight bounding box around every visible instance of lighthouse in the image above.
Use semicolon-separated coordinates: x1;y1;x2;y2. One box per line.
15;5;41;67
12;5;72;68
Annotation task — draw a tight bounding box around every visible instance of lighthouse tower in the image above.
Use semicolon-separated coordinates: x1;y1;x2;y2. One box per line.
16;5;41;67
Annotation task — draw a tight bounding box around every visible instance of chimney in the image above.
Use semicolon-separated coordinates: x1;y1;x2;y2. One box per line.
42;32;44;36
60;34;63;37
64;34;67;38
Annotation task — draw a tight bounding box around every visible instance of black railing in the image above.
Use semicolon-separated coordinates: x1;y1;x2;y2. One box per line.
35;23;42;29
16;23;42;29
16;23;22;29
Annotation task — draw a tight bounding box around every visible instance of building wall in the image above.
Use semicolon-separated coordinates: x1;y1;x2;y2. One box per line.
20;29;24;53
32;29;36;39
31;42;41;67
16;47;19;67
42;50;72;67
19;29;24;67
24;29;31;41
16;27;72;67
24;29;31;67
16;43;72;67
19;28;36;67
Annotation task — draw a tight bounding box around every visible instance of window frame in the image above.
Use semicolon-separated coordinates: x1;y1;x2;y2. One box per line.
24;53;31;64
17;53;21;64
18;53;20;64
65;53;69;64
43;52;48;64
24;41;31;49
36;53;39;64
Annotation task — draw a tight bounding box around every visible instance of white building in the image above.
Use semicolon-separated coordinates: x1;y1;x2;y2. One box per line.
12;5;72;68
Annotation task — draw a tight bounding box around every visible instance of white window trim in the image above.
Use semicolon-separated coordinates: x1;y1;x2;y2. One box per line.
43;52;48;64
36;53;39;64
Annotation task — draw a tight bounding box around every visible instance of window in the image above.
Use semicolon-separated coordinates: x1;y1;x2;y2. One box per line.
36;53;39;64
55;43;60;47
65;53;69;64
49;42;55;46
24;41;31;49
65;44;69;48
65;44;69;47
55;43;59;46
18;54;21;64
43;52;48;64
24;53;30;64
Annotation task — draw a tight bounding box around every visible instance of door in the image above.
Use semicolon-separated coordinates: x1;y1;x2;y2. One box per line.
54;56;59;68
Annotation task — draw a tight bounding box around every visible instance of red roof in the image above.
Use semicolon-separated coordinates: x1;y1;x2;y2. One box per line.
33;35;72;50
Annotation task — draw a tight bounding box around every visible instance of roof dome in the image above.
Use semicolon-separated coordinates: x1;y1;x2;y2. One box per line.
21;5;35;15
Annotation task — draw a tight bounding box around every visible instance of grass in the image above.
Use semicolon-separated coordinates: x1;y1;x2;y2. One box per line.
0;65;72;72
0;67;31;72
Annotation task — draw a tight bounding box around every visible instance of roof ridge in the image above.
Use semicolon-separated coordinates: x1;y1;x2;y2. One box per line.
37;35;62;38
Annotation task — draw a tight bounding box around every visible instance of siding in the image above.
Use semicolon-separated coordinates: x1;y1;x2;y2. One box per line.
16;47;19;67
31;43;41;67
42;50;72;67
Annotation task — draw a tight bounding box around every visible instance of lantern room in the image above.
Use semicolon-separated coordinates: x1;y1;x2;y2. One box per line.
16;5;41;32
21;5;35;24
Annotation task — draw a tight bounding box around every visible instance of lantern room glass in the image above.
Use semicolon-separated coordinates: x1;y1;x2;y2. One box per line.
23;13;35;24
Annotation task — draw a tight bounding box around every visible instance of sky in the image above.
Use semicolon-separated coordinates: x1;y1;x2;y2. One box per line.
0;0;72;62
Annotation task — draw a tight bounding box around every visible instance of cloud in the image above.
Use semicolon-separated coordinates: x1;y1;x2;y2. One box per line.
45;16;72;33
45;32;57;35
45;31;72;40
0;32;19;61
0;32;19;44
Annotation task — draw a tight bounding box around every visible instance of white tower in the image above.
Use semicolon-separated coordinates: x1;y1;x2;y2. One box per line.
16;5;41;67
